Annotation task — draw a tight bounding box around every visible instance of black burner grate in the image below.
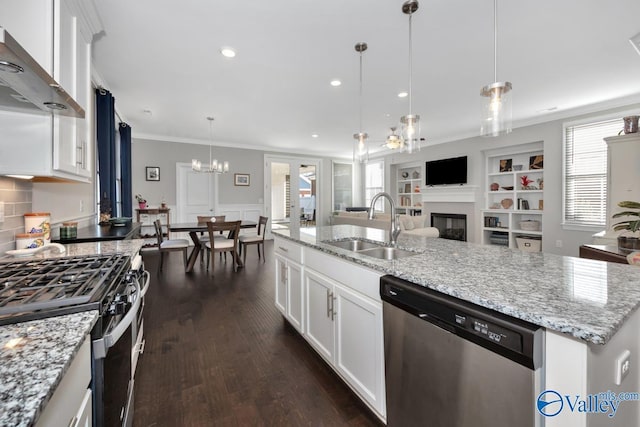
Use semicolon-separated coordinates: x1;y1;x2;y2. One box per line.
0;254;131;318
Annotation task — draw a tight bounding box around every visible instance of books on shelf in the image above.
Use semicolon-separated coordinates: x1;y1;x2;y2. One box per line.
484;216;502;228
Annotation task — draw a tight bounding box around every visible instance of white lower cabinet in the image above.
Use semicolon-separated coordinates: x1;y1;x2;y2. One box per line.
274;247;304;333
302;247;386;421
36;336;92;427
304;269;336;361
273;237;386;421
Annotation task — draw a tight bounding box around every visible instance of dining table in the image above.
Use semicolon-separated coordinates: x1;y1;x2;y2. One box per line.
169;220;257;272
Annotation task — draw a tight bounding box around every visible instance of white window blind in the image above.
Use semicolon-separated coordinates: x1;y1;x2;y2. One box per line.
563;118;619;227
365;160;384;211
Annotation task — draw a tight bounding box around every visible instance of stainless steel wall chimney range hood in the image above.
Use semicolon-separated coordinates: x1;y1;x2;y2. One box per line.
0;27;84;118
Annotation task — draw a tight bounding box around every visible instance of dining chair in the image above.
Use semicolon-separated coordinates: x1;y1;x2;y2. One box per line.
205;220;241;274
197;215;226;263
154;219;190;271
238;216;269;264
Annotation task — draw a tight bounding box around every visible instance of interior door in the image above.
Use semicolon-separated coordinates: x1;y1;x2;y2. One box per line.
176;163;218;239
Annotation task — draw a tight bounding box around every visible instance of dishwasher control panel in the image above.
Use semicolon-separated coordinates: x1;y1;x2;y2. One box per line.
441;311;522;353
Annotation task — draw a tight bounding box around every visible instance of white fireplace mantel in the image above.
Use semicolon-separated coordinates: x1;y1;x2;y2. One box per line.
421;185;479;203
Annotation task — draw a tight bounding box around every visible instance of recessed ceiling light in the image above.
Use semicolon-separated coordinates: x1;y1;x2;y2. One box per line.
330;80;342;87
311;134;319;138
385;113;391;117
398;92;408;98
220;47;236;58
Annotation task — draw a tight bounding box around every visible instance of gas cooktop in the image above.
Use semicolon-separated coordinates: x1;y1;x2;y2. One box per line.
0;254;131;325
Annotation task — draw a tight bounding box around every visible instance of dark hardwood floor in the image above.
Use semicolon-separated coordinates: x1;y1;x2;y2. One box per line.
134;240;382;426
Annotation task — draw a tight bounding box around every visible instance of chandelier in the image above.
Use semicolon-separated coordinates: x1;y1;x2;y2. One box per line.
480;0;512;137
385;127;404;150
353;42;369;164
192;117;229;173
400;0;421;154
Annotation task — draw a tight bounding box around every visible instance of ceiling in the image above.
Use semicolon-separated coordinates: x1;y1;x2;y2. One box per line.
92;0;640;159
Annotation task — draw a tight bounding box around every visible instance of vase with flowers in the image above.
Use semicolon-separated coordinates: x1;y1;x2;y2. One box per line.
135;194;147;209
612;200;640;253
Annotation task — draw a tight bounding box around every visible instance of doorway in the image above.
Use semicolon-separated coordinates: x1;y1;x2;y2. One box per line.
265;156;321;237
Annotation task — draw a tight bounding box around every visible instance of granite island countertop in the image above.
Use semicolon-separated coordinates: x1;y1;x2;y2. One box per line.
0;311;99;427
273;225;640;345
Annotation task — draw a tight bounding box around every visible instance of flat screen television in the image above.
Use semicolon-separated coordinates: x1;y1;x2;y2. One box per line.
425;156;467;186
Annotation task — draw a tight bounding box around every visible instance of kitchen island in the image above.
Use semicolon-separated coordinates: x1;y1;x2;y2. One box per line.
273;225;640;427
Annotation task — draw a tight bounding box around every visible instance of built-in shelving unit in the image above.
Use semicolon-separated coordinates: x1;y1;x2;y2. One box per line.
481;144;544;250
395;164;422;216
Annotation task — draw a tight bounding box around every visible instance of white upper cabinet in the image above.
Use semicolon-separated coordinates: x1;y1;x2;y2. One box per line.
0;0;97;182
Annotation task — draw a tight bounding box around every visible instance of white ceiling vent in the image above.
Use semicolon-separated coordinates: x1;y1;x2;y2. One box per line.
630;32;640;57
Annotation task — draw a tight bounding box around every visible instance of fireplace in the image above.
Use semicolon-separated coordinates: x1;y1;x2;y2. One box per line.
431;213;467;241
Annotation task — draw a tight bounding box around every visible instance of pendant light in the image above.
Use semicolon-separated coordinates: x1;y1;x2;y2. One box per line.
191;117;230;173
400;0;420;154
353;42;369;164
480;0;512;137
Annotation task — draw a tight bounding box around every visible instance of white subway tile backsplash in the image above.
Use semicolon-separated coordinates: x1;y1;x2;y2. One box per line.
0;177;33;254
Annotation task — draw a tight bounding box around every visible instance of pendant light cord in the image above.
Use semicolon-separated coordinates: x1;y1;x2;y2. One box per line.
359;50;363;132
408;12;413;115
493;0;498;82
208;118;214;168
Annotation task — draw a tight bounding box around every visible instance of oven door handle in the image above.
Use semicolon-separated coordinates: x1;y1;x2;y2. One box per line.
140;270;151;297
93;279;141;359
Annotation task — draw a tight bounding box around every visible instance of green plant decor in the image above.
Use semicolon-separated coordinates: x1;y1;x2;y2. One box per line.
612;201;640;233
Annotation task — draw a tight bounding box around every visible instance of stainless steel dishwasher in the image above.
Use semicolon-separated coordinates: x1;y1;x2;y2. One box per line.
381;275;544;427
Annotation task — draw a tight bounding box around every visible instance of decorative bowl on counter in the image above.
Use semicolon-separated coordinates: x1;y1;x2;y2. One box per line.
109;217;132;227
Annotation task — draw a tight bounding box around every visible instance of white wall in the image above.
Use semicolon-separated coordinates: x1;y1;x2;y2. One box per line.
132;138;336;227
379;103;640;256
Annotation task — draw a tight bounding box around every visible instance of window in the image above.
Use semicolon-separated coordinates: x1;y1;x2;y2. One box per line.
563;117;619;228
365;160;384;211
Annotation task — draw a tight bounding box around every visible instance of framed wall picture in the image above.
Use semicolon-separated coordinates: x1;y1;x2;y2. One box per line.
499;158;512;172
146;166;160;181
234;173;250;186
529;155;544;170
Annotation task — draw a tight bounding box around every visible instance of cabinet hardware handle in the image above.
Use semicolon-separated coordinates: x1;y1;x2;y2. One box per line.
76;144;83;165
278;246;288;252
330;294;337;321
326;289;331;318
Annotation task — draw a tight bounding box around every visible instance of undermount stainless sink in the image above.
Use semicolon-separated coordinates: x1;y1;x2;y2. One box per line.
325;239;381;251
323;239;417;260
356;246;417;260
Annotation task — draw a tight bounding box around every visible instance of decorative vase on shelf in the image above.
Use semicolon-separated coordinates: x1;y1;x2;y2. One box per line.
138;202;147;209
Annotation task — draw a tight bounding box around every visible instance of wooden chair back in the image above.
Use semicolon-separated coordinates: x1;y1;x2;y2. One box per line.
206;220;241;250
153;219;164;246
197;215;226;224
257;216;269;239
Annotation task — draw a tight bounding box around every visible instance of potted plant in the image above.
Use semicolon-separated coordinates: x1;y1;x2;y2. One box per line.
612;200;640;253
135;194;147;209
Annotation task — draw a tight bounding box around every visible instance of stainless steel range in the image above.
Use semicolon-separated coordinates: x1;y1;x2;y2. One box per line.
0;253;150;427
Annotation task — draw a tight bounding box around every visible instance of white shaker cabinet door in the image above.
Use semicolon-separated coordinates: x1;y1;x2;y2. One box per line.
304;269;336;363
286;260;303;333
334;283;386;418
274;255;287;316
